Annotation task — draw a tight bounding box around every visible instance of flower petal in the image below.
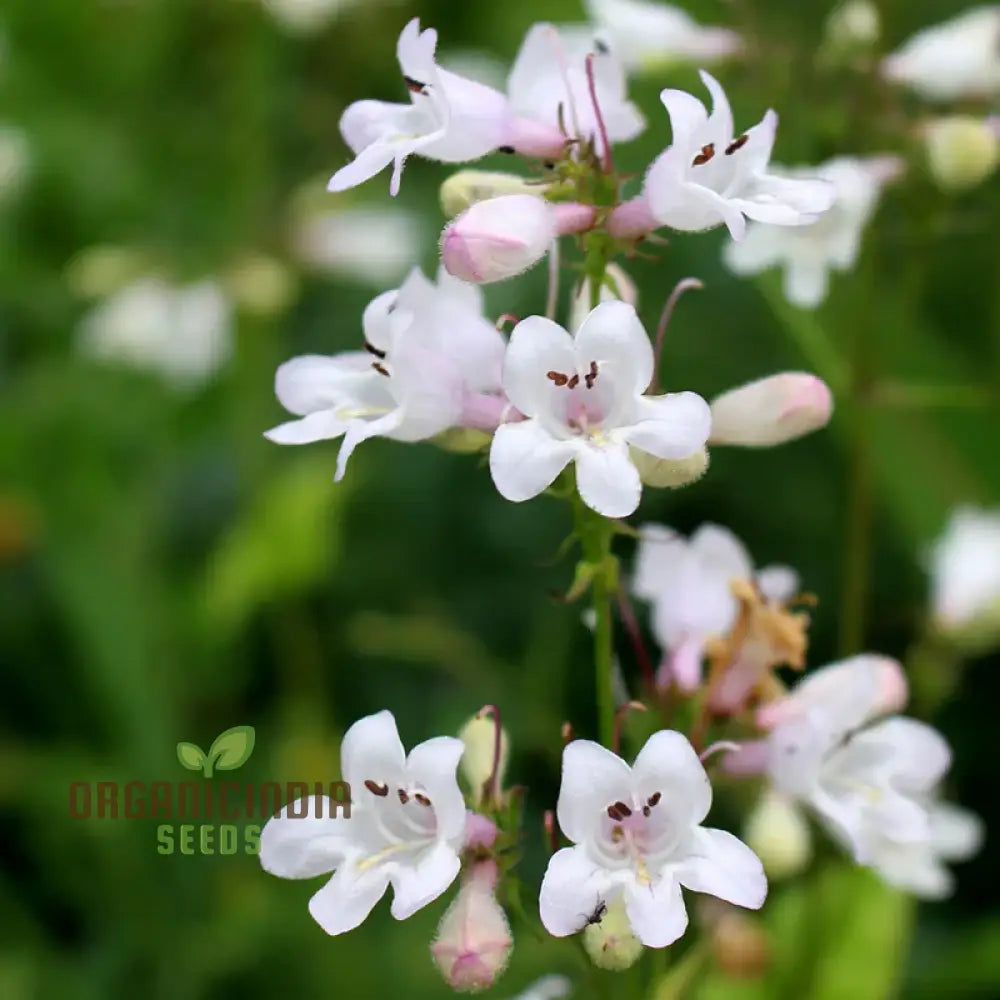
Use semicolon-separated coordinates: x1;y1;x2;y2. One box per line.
264;410;350;445
335;411;405;482
575;442;642;518
574;300;653;396
699;70;734;145
388;839;461;920
274;353;373;416
538;846;610;937
631;730;712;826
340;710;407;792
930;802;984;861
677;827;768;909
556;739;633;844
757;564;800;603
864;717;952;794
259;796;350;879
502;315;576;418
783;260;830;309
624;875;688;948
406;735;467;844
626;392;712;460
658;87;708;150
308;864;390;935
489;420;575;503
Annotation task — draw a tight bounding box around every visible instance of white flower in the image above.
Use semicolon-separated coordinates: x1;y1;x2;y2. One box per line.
265;266;506;479
609;71;834;241
507;23;645;154
723;156;903;308
259;709;466;934
260;0;355;35
863;800;983;899
633;523;798;691
329;19;566;197
568;263;637;335
708;372;833;445
77;276;233;389
882;5;1000;102
928;505;1000;632
291;205;425;286
539;732;767;948
764;655;952;867
584;0;743;73
506;976;573;1000
489;301;711;518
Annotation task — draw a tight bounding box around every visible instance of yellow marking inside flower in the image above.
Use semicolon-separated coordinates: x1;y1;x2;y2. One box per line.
356;841;416;871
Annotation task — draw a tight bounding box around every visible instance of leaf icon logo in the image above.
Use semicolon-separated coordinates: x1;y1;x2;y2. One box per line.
176;726;256;778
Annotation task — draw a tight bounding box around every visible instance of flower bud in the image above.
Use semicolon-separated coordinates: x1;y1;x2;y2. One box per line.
440;170;549;218
824;1;880;52
568;263;638;333
433;428;494;454
629;446;709;488
441;195;595;284
923;116;1000;193
583;898;643;971
432;861;513;993
709;373;833;447
65;244;147;300
459;713;509;806
742;789;811;881
223;253;297;317
711;911;772;979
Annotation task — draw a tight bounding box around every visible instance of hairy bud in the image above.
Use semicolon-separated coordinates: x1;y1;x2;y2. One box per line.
709;373;833;447
440;170;549;218
742;789;812;880
712;911;772;979
630;446;709;488
568;263;638;333
923;116;1000;193
458;713;509;806
582;898;644;971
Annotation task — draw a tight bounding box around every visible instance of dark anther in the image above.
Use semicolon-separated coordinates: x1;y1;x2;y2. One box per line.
364;339;386;359
397;789;409;804
567;374;580;389
414;793;432;807
403;75;428;94
497;145;516;154
607;801;632;821
614;800;632;817
365;780;389;797
643;805;651;817
372;361;390;377
692;143;715;166
595;38;610;55
547;370;569;387
647;791;662;807
584;360;599;389
725;134;749;155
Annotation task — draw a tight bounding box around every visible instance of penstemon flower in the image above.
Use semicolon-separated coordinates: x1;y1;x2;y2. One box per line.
608;71;835;241
259;710;467;934
488;301;712;518
539;731;767;948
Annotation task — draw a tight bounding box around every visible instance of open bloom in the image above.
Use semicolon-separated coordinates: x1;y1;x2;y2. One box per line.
265;267;506;479
709;372;833;445
259;710;466;934
882;6;1000;102
608;71;834;241
329;19;566;196
583;0;743;73
489;301;711;518
723;156;903;308
508;23;645;155
539;732;767;948
633;523;799;692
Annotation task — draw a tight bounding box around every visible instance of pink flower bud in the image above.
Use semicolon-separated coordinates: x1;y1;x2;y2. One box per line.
431;860;513;993
441;195;595;284
465;811;500;850
709;373;833;447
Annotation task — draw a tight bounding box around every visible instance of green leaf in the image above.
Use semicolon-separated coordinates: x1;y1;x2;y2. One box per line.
176;742;206;772
208;725;256;771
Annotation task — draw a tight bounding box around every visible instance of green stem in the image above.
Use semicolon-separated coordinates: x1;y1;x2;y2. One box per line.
839;398;873;655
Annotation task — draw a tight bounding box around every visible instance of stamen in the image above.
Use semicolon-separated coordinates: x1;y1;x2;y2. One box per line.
606;801;632;821
725;134;749;155
547;370;569;387
647;791;662;807
397;789;409;804
497;145;515;154
692;143;716;166
414;792;432;807
566;374;580;389
643;805;651;817
364;780;389;797
364;340;387;359
372;361;390;377
584;360;599;389
403;75;428;94
611;825;624;843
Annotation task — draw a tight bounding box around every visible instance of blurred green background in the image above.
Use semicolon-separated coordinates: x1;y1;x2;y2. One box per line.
1;0;998;997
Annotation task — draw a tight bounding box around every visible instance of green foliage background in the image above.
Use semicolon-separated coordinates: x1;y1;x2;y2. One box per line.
1;1;998;997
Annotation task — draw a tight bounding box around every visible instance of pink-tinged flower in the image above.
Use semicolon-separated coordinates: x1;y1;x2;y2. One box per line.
507;23;645;155
708;373;833;447
584;0;743;73
328;19;566;197
441;194;596;284
489;302;711;518
432;860;513;992
633;523;799;692
608;71;834;241
259;710;466;934
882;6;1000;102
264;267;507;478
723;156;903;308
539;732;767;948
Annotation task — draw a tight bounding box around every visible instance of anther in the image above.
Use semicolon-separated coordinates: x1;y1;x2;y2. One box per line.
692;143;716;166
403;75;428;94
364;340;386;359
397;789;409;804
611;825;624;843
414;793;432;807
725;134;749;155
372;361;390;377
584;360;599;389
647;791;662;807
566;374;580;389
642;806;651;817
547;370;569;387
497;145;515;155
364;780;389;797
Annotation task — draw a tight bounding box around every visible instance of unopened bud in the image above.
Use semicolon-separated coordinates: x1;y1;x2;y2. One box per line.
440;170;548;218
223;253;297;317
923;116;1000;193
441;195;595;285
712;911;771;979
459;713;508;806
433;427;494;454
709;373;833;447
431;861;513;992
630;446;709;488
742;789;812;881
824;1;880;52
568;263;638;333
65;244;147;300
583;898;643;971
